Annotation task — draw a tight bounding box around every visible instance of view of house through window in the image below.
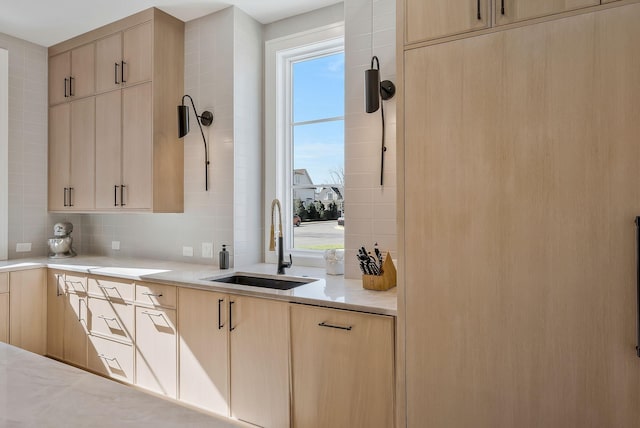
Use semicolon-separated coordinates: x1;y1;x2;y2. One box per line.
291;51;345;250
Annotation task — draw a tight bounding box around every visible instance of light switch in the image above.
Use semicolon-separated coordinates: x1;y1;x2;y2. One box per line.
16;243;31;252
202;242;213;258
112;241;120;250
183;246;194;257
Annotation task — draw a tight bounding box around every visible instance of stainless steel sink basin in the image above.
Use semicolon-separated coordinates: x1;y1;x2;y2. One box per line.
205;273;314;290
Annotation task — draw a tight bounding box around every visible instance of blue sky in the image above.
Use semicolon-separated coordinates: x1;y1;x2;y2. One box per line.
292;52;345;185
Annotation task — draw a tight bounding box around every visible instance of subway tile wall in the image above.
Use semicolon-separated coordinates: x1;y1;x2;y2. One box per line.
344;0;397;278
1;32;49;259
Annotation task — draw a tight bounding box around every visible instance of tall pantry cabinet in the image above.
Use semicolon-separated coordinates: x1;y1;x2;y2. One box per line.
399;1;640;427
48;8;184;213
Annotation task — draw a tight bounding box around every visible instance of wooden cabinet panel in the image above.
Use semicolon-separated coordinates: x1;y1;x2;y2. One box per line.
405;0;489;44
88;275;133;302
496;0;599;26
46;271;65;359
178;288;229;416
135;306;177;398
48;103;70;211
95;90;123;210
0;293;8;344
87;335;134;383
135;281;175;308
0;272;8;293
64;291;88;367
96;32;122;93
9;269;47;355
88;296;134;343
70;43;95;99
123;21;152;86
122;83;152;210
230;296;289;428
48;51;70;105
290;305;395;428
402;5;640;427
69;97;95;210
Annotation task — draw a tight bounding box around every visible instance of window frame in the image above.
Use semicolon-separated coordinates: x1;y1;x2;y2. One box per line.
264;23;345;267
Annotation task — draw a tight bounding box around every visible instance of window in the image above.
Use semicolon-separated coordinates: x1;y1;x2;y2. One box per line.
265;24;344;266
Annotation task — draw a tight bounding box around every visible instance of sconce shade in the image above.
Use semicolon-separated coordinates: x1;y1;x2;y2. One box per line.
365;68;380;113
177;105;189;138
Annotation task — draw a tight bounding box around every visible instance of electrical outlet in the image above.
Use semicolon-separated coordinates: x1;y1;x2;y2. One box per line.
16;243;31;252
112;241;120;250
183;246;194;257
202;242;213;258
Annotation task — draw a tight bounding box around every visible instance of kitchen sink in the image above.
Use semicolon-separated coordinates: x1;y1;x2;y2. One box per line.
205;273;314;290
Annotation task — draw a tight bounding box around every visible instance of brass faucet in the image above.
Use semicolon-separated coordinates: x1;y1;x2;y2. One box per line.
270;199;292;274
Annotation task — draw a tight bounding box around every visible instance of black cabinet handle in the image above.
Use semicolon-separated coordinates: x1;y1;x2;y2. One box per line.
114;63;119;84
477;0;481;20
63;187;68;207
69;187;74;207
120;185;126;206
121;61;126;83
229;301;235;331
218;299;224;330
501;0;505;15
114;185;119;206
69;76;74;96
318;321;353;331
64;78;69;98
635;216;640;358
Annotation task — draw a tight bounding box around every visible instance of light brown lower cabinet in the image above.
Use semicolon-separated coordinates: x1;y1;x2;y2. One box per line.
8;269;47;355
290;304;395;428
0;273;8;343
178;288;229;416
230;296;290;428
135;305;177;398
46;270;89;367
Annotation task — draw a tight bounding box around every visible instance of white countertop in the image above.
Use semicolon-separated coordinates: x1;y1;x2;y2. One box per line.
0;256;397;316
0;342;247;428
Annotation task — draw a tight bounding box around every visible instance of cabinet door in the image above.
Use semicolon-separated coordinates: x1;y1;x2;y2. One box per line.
496;0;599;25
64;291;88;367
9;269;47;355
122;83;152;209
290;305;395;428
70;97;95;210
178;288;229;416
96;32;122;93
70;43;95;99
48;103;70;211
123;21;152;86
230;296;289;428
46;271;65;359
48;51;70;105
406;0;489;44
95;90;122;210
135;306;177;398
0;293;8;344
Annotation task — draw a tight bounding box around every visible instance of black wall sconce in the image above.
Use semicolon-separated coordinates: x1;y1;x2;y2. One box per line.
365;56;395;186
177;95;214;191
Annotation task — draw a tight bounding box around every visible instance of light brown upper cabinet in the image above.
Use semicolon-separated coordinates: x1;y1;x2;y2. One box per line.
95;22;152;93
48;8;184;213
48;97;95;211
48;43;95;105
495;0;599;26
405;0;490;44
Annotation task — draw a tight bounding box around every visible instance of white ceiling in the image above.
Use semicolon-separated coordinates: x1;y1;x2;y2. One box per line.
0;0;342;47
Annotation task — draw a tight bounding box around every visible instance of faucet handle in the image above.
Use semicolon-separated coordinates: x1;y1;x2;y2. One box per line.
285;254;293;268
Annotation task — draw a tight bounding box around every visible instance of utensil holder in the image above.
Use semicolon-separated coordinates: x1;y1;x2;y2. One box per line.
362;252;397;291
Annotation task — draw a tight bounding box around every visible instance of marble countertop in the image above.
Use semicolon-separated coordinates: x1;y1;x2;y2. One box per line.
0;256;397;316
0;342;247;428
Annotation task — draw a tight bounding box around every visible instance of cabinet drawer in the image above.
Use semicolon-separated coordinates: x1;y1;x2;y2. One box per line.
64;273;87;294
0;272;7;293
88;334;134;383
88;276;134;302
88;296;134;342
135;282;176;308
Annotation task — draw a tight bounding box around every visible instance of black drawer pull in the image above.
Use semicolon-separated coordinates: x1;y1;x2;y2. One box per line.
318;321;352;331
114;62;119;84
